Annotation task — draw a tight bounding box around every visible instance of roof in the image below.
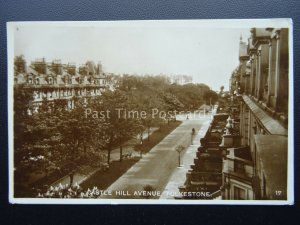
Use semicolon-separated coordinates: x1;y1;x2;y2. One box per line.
242;95;287;135
15;73;27;84
36;74;48;85
254;134;287;200
27;66;39;76
56;75;65;85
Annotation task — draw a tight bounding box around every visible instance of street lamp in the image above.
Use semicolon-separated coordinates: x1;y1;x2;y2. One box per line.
139;132;143;157
176;145;185;167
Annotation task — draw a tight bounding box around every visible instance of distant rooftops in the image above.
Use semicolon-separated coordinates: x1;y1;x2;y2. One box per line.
15;56;103;77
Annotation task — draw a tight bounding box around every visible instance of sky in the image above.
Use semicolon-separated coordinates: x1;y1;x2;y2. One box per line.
13;21;252;91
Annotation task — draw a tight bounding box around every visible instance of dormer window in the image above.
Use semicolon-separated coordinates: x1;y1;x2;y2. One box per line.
35;78;40;85
28;77;33;84
48;77;53;84
64;76;72;84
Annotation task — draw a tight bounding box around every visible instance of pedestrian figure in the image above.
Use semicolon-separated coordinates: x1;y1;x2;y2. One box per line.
191;128;195;145
186;115;189;120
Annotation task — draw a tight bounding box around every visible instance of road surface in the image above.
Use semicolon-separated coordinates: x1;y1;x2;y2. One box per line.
100;112;212;199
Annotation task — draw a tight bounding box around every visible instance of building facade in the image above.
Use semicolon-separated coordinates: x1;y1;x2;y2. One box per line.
14;56;109;113
169;74;193;85
225;28;289;200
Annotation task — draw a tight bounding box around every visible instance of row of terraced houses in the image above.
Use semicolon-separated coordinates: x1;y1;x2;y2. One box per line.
14;56;113;113
228;28;289;200
179;27;289;200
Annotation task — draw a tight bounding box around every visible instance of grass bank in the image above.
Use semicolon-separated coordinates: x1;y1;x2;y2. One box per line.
134;121;182;154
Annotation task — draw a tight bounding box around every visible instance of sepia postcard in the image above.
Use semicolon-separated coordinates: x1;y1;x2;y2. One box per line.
7;19;294;205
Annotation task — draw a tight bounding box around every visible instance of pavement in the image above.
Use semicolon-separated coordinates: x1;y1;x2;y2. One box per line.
100;113;212;199
159;120;211;199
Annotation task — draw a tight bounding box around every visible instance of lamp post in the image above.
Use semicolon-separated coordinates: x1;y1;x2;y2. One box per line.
176;145;185;167
140;133;143;157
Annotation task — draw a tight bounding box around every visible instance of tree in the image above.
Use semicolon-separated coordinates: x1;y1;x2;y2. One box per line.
14;86;33;147
54;98;102;186
219;85;225;96
162;92;183;124
28;97;99;187
117;75;168;141
90;90;141;164
203;90;219;106
167;83;210;111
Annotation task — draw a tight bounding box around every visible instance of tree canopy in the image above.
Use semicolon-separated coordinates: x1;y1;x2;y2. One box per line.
14;73;221;196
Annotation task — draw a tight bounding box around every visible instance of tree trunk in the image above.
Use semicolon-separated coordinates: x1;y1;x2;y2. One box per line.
140;131;143;144
71;145;75;161
69;172;74;187
107;133;114;164
83;141;87;157
75;140;78;158
107;146;111;164
120;145;123;162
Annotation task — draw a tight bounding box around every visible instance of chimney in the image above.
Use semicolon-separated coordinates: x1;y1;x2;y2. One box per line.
33;58;47;74
52;59;62;75
67;63;76;76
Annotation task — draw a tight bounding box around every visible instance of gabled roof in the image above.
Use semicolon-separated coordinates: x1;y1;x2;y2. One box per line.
27;66;39;76
35;74;48;85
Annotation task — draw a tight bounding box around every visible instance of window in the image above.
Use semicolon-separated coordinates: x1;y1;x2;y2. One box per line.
234;187;246;200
